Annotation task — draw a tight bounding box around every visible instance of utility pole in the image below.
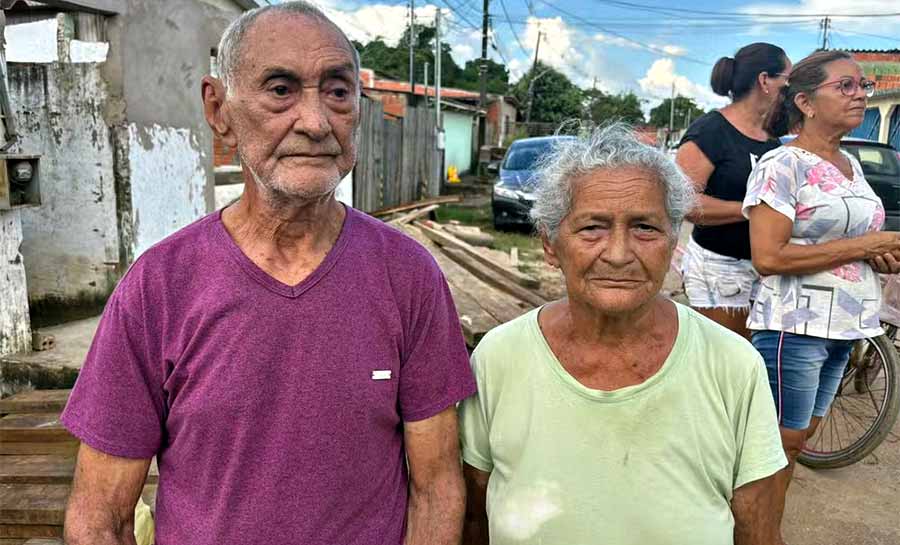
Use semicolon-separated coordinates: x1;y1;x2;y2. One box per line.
409;0;415;94
524;31;542;124
668;83;675;148
477;0;490;154
435;8;443;187
821;16;830;50
423;62;429;107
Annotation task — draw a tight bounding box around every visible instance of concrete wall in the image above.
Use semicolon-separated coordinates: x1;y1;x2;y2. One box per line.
0;210;30;356
444;111;475;175
9;63;120;322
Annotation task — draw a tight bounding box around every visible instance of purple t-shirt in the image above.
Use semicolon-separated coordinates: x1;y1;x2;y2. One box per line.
61;206;476;545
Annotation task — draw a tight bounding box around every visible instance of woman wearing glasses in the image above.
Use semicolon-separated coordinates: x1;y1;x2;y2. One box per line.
677;43;791;338
744;49;900;541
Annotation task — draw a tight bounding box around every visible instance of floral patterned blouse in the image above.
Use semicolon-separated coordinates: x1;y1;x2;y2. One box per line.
742;146;885;340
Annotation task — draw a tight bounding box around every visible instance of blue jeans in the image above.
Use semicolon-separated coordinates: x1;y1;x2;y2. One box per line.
751;331;854;430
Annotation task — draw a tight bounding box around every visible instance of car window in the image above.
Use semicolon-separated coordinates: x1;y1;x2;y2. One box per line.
502;141;559;170
843;145;900;177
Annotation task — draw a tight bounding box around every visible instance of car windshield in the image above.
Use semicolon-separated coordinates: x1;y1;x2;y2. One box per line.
502;142;555;171
843;145;900;177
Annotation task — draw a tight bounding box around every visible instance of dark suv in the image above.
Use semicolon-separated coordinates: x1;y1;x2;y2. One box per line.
490;136;575;230
841;139;900;232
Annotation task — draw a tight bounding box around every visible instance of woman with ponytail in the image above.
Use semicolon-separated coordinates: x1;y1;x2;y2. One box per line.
676;43;791;338
744;50;900;541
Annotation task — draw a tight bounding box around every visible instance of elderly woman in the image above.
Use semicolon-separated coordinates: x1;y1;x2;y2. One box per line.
459;124;787;545
744;50;900;537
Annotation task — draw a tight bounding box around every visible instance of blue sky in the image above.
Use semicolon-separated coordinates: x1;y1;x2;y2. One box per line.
314;0;900;111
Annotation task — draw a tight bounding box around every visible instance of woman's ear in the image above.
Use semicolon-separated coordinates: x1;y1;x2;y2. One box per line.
201;76;237;148
793;91;815;119
541;231;561;269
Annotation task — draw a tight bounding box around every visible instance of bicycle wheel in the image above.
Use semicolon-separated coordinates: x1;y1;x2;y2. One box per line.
799;333;900;469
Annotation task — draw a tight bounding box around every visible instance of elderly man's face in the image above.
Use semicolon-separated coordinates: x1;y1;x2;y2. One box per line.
222;14;359;201
544;167;674;315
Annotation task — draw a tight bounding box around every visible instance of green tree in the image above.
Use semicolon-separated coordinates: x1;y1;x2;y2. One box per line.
512;62;583;124
353;27;508;94
584;90;645;125
648;96;705;129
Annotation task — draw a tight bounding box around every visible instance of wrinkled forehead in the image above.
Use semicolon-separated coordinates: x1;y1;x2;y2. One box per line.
823;58;862;80
236;12;358;82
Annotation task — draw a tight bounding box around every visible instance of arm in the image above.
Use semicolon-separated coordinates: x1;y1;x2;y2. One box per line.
732;474;779;545
462;463;490;545
64;443;151;545
676;142;746;226
404;405;466;545
748;202;900;276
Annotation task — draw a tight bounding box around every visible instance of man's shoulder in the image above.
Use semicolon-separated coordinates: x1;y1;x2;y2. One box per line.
349;209;444;277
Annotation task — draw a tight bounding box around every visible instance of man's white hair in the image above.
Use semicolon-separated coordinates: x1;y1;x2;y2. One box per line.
216;1;360;92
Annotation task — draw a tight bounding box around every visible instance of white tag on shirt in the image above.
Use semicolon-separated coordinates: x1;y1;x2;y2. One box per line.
372;370;392;380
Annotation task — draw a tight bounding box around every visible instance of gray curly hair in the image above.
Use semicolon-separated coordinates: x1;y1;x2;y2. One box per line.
216;1;360;93
529;123;695;242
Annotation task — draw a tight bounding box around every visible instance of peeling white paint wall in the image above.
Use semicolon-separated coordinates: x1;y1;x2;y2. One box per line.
6;18;109;63
0;210;30;356
128;124;208;257
10;63;120;305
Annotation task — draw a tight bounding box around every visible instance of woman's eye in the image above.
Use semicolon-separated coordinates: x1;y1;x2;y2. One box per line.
330;87;350;99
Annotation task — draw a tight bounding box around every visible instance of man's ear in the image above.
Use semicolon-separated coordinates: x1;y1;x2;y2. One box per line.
202;76;237;148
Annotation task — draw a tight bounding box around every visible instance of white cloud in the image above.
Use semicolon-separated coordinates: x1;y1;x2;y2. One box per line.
638;58;728;112
594;33;687;59
739;0;900;38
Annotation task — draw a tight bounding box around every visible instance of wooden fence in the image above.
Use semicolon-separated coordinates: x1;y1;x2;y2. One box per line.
354;99;442;212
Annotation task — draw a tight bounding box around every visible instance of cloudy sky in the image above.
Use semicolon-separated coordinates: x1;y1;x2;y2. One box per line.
309;0;900;112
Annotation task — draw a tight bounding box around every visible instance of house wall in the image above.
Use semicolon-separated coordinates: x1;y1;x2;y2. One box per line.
9;63;120;324
444;111;475;175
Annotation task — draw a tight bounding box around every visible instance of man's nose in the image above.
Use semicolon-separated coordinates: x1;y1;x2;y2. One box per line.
291;87;332;141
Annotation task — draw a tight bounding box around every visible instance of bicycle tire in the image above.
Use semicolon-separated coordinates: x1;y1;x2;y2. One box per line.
798;333;900;469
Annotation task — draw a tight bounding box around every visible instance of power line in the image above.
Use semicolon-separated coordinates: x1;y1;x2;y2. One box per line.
535;0;712;65
830;26;900;44
584;0;900;20
498;0;529;57
439;0;481;29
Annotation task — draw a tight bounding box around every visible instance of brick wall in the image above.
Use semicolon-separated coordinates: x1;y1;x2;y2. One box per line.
853;52;900;63
214;135;240;167
875;74;900;91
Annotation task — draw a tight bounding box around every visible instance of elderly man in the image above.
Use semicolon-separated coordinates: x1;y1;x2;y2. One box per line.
459;124;787;545
61;3;475;545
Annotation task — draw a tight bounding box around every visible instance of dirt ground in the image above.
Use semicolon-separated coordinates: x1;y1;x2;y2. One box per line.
507;222;900;544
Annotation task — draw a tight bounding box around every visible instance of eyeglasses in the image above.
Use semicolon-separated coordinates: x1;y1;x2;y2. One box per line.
812;77;876;98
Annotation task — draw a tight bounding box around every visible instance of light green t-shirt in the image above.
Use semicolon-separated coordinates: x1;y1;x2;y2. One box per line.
459;303;787;545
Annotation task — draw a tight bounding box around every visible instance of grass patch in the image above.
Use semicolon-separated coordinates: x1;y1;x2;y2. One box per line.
436;203;542;260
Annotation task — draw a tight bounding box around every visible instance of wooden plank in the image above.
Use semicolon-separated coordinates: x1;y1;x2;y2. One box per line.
0;484;69;526
402;226;499;344
442;247;548;308
0;391;70;415
0;415;75;444
371;195;461;218
0;538;27;545
0;526;62;539
0;457;74;485
389;204;439;226
414;220;541;289
23;539;63;545
0;444;78;457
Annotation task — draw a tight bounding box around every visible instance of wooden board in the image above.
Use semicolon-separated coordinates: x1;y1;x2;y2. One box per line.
0;526;62;539
0;444;78;457
0;484;69;526
415;221;541;289
403;226;509;346
388;204;439;226
0;455;156;486
23;540;63;545
0;416;74;444
0;457;74;485
0;538;26;545
442;247;548;308
0;391;70;415
371;196;461;218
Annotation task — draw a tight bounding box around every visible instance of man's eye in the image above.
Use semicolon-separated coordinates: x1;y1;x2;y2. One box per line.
330;87;350;99
635;224;658;232
271;85;290;96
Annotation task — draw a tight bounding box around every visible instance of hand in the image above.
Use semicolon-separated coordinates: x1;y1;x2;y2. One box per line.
861;232;900;260
869;251;900;274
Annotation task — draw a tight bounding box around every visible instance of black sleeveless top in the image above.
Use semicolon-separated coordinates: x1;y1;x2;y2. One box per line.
679;111;780;260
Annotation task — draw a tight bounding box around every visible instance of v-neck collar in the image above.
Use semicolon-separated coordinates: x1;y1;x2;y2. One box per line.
213;205;355;299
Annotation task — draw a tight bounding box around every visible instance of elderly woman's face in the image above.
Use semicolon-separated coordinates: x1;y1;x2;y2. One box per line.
805;59;868;132
544;166;674;316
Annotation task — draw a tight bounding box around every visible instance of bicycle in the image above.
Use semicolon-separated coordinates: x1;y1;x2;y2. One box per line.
798;275;900;469
669;246;900;469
